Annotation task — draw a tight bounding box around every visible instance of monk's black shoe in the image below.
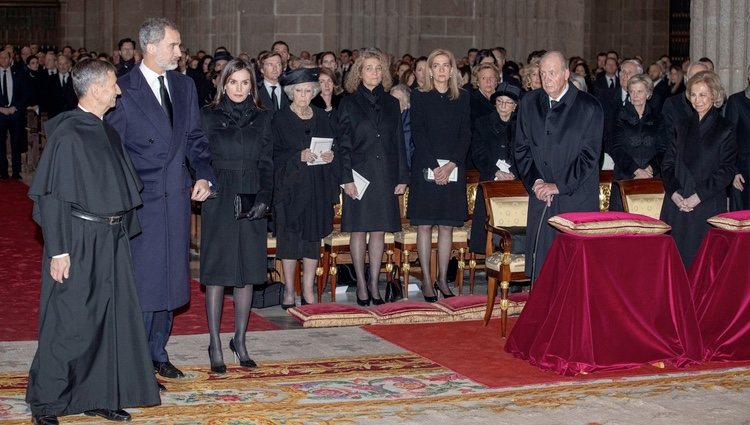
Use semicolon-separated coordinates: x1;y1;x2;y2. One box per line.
84;408;131;422
153;360;184;378
31;415;59;425
157;382;167;392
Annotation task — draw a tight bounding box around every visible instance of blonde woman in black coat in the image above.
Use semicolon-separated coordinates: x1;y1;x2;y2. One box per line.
200;59;272;373
338;49;409;305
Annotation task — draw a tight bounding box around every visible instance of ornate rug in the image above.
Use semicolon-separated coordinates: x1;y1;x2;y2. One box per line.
2;353;750;424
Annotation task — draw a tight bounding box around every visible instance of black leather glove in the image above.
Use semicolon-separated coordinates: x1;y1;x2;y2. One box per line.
247;202;269;220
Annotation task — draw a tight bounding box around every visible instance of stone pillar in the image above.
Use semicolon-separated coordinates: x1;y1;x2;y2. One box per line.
691;0;750;95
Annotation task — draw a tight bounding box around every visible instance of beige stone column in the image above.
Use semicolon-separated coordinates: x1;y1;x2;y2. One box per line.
691;0;750;94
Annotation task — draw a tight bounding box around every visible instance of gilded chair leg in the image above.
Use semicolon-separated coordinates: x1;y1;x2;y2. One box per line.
316;251;326;304
329;252;338;303
484;274;497;326
402;249;410;300
385;248;394;284
468;252;476;294
456;247;465;295
320;250;331;302
500;280;510;338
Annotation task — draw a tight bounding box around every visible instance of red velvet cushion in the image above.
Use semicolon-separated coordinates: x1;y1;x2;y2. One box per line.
371;301;450;324
707;210;750;231
287;304;376;328
548;211;670;236
435;294;528;319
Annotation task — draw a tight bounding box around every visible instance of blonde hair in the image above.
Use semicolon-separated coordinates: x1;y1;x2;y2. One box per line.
420;48;461;100
686;70;726;108
521;58;541;91
471;62;499;90
344;48;393;93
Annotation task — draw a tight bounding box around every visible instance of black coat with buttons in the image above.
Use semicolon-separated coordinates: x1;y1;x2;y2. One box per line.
337;84;409;231
199;97;273;285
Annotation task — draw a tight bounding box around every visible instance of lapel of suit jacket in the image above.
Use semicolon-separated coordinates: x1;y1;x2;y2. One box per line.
129;68;173;143
166;71;185;157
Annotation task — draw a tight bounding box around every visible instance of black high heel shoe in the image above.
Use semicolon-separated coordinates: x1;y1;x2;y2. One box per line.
421;284;438;303
368;286;385;306
356;293;371;306
229;338;257;368
434;282;455;298
207;346;226;374
301;295;310;305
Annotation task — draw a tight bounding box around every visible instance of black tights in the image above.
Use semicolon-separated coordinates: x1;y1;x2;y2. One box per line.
350;231;385;300
206;284;254;363
416;225;453;297
281;258;318;304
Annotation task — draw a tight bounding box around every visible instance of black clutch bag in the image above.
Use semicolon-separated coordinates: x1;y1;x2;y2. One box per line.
234;193;257;220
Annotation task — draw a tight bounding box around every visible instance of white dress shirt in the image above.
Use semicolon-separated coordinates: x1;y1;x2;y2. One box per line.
263;80;280;109
139;62;170;105
0;67;13;105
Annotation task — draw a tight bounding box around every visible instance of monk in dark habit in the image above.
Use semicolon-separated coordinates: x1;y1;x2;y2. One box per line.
25;58;161;425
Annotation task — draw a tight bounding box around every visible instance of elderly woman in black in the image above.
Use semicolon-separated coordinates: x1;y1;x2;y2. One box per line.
660;71;737;267
338;49;409;305
273;68;338;306
469;83;520;254
409;48;471;302
609;74;669;211
200;59;272;373
469;63;500;123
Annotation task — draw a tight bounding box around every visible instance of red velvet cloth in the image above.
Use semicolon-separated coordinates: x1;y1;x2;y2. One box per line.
689;228;750;361
505;232;702;376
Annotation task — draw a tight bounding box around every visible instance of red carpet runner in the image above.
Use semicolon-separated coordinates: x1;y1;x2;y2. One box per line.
0;181;277;341
365;318;750;388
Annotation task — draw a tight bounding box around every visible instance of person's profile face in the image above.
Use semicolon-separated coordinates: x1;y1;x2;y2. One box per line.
619;63;638;88
150;27;181;72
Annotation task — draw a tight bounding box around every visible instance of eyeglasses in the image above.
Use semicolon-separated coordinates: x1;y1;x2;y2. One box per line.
496;100;516;107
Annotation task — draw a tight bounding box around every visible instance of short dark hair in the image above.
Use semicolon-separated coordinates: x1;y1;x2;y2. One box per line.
118;38;136;50
467;48;478;55
271;40;289;51
340;49;352;56
597;52;606;57
71;57;116;98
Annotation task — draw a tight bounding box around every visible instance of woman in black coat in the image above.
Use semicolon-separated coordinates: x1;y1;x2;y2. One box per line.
200;59;273;373
469;83;520;254
273;68;338;307
338;49;409;305
609;74;669;211
311;67;343;118
408;49;471;302
469;63;500;124
661;71;737;267
724;67;750;210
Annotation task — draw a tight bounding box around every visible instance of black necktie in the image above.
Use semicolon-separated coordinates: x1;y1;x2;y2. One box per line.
608;78;613;89
158;75;173;125
0;70;8;107
550;99;559;108
270;85;279;111
61;74;66;87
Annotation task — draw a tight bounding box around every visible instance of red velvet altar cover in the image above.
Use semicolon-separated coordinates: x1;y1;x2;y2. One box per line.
689;228;750;361
505;233;703;376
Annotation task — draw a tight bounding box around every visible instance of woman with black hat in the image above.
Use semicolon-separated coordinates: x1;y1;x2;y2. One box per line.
272;67;338;306
469;82;521;254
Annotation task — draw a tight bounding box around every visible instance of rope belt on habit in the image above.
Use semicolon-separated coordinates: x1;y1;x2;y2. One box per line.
71;209;125;225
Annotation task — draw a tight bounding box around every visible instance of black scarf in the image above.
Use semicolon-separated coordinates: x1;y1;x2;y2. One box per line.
219;96;258;127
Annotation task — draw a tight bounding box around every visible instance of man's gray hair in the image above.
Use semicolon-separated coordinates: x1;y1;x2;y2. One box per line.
139;17;178;50
620;59;643;75
540;51;568;70
71;58;115;98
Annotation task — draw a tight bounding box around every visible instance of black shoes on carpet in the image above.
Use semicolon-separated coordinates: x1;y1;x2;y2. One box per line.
229;338;258;368
84;408;132;421
153;360;184;379
31;415;58;425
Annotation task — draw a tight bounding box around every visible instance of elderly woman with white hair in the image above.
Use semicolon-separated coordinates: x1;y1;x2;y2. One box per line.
272;67;338;307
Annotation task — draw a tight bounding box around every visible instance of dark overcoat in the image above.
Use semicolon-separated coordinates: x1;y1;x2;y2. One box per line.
662;92;694;141
407;88;472;225
337;84;409;232
660;108;737;267
608;102;669;211
724;90;750;210
199;98;273;286
469;111;516;253
514;84;603;278
106;67;216;312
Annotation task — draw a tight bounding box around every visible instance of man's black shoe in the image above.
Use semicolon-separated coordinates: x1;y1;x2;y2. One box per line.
31;415;59;425
84;409;131;422
157;382;167;392
153;361;184;378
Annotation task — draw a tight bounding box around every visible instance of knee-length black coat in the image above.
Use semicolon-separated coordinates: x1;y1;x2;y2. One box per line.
660;108;737;267
724;90;750;210
407;88;472;225
469;111;516;252
608;102;669;211
337;83;409;232
199;98;273;286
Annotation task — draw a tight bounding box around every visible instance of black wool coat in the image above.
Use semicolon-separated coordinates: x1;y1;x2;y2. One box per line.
724;90;750;210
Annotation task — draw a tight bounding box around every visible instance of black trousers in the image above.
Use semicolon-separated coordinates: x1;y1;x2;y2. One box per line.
0;109;25;176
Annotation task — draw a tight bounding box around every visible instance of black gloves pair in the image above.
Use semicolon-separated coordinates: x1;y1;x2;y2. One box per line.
247;202;269;220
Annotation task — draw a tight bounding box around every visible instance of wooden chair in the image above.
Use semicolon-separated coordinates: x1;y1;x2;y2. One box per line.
616;178;665;219
480;180;530;337
599;170;614;212
462;170;482;294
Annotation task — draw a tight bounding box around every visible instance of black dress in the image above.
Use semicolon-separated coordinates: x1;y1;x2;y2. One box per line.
660;108;737;267
469;111;516;253
200;97;273;286
338;83;409;232
608;102;669;211
26;109;160;416
724;89;750;210
272;106;339;259
408;88;472;226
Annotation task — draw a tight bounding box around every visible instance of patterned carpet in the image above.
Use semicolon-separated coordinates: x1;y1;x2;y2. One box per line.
2;351;750;424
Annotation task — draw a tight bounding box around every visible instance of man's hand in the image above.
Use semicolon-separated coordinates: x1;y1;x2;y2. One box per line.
683;193;701;209
734;174;745;191
394;183;407;195
191;179;211;202
633;168;652;179
50;255;70;284
533;180;558;206
494;170;515;181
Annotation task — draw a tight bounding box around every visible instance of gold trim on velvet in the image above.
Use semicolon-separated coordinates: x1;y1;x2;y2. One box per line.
287;308;377;328
707;216;750;231
547;216;671;235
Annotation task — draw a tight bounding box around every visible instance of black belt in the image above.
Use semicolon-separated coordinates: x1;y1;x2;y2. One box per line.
71;209;125;225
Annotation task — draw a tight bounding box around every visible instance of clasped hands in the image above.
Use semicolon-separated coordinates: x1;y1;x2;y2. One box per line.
633;165;654;179
247;202;269;220
301;148;334;164
672;192;700;212
532;180;559;207
0;106;17;115
432;161;456;186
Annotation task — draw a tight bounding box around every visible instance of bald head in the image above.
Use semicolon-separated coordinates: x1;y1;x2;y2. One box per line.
686;61;710;80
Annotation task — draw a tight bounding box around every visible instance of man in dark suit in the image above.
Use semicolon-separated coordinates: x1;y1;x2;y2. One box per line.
649;61;671;105
662;61;710;141
594;56;619;95
44;54;78;118
257;51;289;112
0;50;28;179
107;17;216;384
115;37;137;77
514;51;603;280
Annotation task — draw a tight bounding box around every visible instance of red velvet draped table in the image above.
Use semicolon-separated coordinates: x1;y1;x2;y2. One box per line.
689;228;750;361
505;232;702;376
